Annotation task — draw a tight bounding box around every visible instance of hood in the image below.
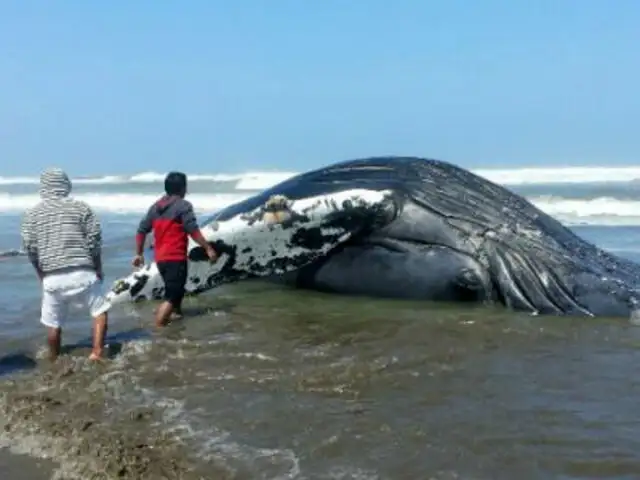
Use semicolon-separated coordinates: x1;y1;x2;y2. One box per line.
39;168;72;199
156;195;180;213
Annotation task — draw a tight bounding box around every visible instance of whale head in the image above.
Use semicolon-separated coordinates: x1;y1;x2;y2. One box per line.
105;188;397;306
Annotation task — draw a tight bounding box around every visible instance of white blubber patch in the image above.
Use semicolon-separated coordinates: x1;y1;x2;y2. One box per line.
105;189;393;308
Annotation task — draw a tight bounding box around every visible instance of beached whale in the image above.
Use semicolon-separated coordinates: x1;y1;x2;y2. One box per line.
105;156;640;317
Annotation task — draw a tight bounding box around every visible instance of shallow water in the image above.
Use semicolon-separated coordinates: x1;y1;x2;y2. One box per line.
3;179;640;479
0;452;52;480
2;279;640;479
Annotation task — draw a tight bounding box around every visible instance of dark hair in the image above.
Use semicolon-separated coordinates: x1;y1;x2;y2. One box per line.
164;171;187;196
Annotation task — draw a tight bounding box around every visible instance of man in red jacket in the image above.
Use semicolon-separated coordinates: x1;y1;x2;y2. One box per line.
132;172;218;327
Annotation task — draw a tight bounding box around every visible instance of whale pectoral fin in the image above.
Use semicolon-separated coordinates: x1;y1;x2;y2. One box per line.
111;279;130;295
106;263;165;307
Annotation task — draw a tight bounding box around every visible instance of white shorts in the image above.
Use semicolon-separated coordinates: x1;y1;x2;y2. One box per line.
40;269;111;329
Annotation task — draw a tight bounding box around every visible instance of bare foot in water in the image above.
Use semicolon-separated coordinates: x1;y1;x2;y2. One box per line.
88;350;104;362
153;309;184;320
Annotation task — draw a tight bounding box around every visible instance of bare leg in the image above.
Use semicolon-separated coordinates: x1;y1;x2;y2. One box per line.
89;312;108;361
47;327;62;362
155;300;174;327
172;297;184;318
155;305;183;320
170;299;184;320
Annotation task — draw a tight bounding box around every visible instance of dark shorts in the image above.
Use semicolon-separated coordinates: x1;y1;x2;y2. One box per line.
157;260;188;307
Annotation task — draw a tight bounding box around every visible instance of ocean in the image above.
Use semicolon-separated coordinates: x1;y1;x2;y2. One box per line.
2;165;640;479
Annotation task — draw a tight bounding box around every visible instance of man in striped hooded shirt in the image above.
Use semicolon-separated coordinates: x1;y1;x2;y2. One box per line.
20;168;111;361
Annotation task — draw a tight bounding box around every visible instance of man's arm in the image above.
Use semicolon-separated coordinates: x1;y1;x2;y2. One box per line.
180;201;217;254
20;211;42;278
135;206;154;256
81;205;103;278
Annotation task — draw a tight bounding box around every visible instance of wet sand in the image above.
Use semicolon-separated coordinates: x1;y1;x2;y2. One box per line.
1;281;640;479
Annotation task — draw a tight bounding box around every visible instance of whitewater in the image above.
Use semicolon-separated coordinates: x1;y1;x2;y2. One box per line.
1;165;640;226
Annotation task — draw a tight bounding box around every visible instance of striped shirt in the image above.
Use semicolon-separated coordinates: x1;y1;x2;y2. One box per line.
20;168;102;275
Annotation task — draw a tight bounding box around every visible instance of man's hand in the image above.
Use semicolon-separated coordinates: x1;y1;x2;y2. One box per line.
205;245;218;263
132;254;145;268
96;269;104;283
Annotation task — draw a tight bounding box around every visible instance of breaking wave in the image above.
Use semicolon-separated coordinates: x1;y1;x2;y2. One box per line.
1;193;640;226
3;165;640;226
3;164;640;188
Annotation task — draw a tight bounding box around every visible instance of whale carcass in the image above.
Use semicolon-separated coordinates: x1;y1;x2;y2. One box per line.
105;156;640;317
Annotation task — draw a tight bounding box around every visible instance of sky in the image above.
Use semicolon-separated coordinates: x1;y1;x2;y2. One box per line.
0;0;639;176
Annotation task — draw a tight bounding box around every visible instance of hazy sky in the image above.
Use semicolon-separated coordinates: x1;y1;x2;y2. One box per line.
1;1;638;176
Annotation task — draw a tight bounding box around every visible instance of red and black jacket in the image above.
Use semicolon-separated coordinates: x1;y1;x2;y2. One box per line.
135;195;205;262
